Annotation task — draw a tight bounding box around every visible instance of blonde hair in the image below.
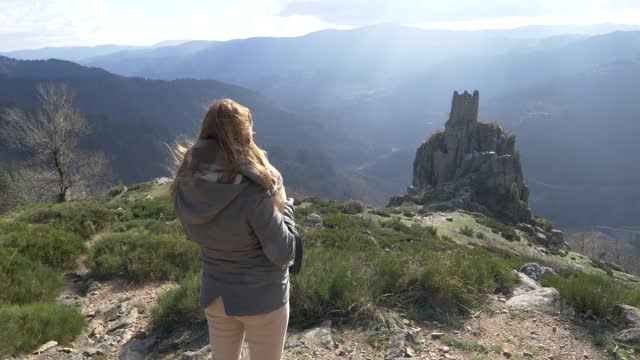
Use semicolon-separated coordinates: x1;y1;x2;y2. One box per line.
170;99;284;213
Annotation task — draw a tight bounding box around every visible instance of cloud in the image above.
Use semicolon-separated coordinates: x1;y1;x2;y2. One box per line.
2;0;640;51
0;0;336;51
277;0;640;25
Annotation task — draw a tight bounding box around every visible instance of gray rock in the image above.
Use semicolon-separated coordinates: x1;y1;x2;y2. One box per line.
108;308;139;333
83;346;106;357
615;304;640;328
118;335;158;360
616;350;637;360
550;230;565;245
85;280;102;294
303;213;323;228
386;327;421;359
157;326;208;353
105;301;135;322
520;263;544;281
506;287;560;313
615;328;640;345
535;232;549;244
33;340;58;354
301;321;335;350
518;223;535;234
535;226;547;235
513;271;541;296
537;247;551;256
154;177;174;184
178;345;212;360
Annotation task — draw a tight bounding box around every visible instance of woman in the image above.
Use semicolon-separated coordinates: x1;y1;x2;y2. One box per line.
171;99;298;360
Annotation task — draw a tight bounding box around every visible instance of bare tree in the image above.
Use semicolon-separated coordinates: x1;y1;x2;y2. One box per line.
0;83;111;202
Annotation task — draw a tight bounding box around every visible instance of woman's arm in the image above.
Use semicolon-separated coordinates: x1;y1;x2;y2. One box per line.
247;190;296;266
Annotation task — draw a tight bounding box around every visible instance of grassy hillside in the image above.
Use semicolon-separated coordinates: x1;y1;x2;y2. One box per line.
0;182;638;357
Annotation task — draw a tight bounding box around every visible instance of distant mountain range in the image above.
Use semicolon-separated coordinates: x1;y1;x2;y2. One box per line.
0;56;392;203
1;24;640;229
0;41;189;62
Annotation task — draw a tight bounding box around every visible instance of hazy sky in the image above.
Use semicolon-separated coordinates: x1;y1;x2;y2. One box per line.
1;0;640;51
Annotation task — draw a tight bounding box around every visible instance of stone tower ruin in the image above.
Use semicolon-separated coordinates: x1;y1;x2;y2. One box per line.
448;90;479;126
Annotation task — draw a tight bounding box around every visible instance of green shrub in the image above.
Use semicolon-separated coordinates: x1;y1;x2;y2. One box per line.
16;201;113;238
459;226;474;237
322;213;367;230
111;198;176;222
369;209;391;218
342;200;366;214
409;248;517;310
475;232;486;240
501;229;520;242
0;222;84;270
151;276;204;331
290;248;371;325
542;272;640;318
474;214;513;235
129;199;176;220
0;248;62;304
110;219;183;237
107;185;127;198
290;245;520;326
590;258;615;276
0;303;85;357
88;233;200;282
381;218;412;234
299;197;343;216
127;182;153;192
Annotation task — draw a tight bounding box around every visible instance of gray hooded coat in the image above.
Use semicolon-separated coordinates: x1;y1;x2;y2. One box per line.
173;139;296;316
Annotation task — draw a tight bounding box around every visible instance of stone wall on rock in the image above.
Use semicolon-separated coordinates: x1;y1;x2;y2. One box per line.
395;90;532;224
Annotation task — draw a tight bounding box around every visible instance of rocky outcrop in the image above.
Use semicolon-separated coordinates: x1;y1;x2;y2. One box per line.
390;91;532;223
507;267;561;313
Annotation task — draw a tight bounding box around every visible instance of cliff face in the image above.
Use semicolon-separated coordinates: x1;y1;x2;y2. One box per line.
393;91;531;223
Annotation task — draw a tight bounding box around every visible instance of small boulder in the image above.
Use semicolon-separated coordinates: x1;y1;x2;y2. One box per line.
118;335;159;360
518;223;535;234
512;271;541;295
535;226;547;235
179;345;212;360
614;328;640;345
535;232;549;244
549;230;565;246
615;304;640;328
303;213;323;228
301;320;335;350
154;177;174;184
520;263;544;281
506;287;560;313
33;341;58;355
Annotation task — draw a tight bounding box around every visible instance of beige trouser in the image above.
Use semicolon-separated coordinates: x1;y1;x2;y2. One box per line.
205;297;289;360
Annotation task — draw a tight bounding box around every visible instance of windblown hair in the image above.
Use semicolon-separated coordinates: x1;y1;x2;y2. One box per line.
170;99;284;213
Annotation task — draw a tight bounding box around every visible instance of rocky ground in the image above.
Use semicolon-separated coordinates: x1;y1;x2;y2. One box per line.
21;263;609;360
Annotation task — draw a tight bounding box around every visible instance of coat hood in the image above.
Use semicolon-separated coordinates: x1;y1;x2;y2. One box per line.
174;179;248;224
173;138;282;224
174;139;247;224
